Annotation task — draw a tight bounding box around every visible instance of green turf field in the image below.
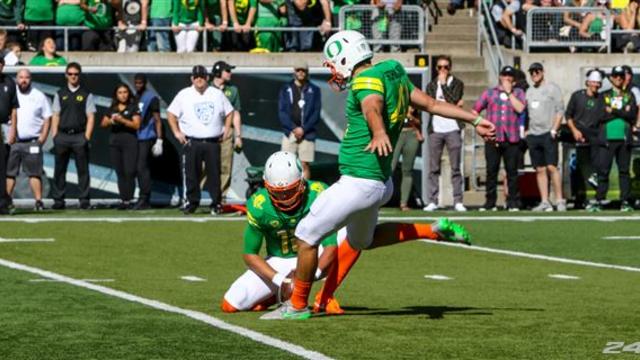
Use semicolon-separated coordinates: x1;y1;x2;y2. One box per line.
1;209;639;359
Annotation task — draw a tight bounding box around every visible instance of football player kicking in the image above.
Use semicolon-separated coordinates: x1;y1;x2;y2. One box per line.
222;151;470;315
262;30;496;320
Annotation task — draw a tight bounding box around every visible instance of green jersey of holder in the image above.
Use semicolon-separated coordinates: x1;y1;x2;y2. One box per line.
244;181;337;258
340;59;416;182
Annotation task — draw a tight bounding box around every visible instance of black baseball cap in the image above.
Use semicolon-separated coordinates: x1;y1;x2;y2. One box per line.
192;65;208;78
500;65;516;76
611;65;626;77
621;65;633;75
528;62;544;72
212;61;235;75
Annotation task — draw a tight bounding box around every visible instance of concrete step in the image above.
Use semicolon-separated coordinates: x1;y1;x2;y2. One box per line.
430;24;477;33
435;16;478;25
426;44;478;56
451;69;488;84
428;32;478;42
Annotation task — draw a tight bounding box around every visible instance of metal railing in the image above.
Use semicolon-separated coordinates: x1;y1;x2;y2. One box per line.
474;0;506;190
2;25;340;52
338;5;426;52
524;7;611;52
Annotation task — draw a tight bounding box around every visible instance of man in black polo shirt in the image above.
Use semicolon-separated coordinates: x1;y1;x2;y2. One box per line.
51;62;97;210
566;68;606;208
0;57;19;215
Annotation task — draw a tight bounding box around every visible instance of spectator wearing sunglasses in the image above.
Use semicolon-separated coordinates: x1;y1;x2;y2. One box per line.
588;66;638;212
51;62;96;210
525;62;565;212
278;62;321;180
424;55;466;212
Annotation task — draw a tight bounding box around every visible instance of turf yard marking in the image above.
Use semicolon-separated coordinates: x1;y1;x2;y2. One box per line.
181;275;206;282
422;241;640;273
424;275;453;281
29;278;115;283
0;258;333;360
0;237;55;243
548;274;581;280
603;236;640;240
380;216;640;222
1;215;640;223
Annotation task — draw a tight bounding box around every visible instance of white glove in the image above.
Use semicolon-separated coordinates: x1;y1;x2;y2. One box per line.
151;139;163;157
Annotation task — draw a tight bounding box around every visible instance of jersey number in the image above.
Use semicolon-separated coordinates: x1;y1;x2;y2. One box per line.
277;230;298;255
389;83;409;125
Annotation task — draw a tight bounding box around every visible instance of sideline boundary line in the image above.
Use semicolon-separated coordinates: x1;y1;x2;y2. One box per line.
0;215;640;223
421;241;640;273
0;258;333;360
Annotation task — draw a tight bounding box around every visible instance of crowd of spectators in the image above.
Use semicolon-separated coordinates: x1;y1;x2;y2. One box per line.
0;0;425;55
487;0;640;53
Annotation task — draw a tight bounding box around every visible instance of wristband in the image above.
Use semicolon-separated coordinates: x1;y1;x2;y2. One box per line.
472;116;482;127
271;272;286;287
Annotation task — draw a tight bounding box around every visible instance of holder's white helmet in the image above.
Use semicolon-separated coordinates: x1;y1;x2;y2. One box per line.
263;151;306;211
323;30;373;91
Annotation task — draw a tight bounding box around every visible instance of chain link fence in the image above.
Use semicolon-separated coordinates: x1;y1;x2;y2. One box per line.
524;7;611;52
338;4;425;52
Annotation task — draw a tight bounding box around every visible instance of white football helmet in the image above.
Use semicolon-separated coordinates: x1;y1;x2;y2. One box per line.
323;30;373;91
263;151;306;211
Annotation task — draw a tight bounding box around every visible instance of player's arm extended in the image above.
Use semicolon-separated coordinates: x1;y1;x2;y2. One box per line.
362;94;393;156
242;225;285;287
410;87;496;140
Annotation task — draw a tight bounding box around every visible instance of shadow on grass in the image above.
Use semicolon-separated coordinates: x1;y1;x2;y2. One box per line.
339;305;544;319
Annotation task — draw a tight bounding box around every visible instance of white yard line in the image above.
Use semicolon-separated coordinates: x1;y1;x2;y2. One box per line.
30;278;115;283
422;241;640;273
602;236;640;240
0;258;333;360
0;238;55;243
548;274;581;280
0;215;639;223
180;275;207;282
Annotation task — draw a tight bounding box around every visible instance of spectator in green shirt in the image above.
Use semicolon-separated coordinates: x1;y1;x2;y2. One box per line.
55;0;86;50
29;36;68;66
203;0;228;51
171;0;205;53
253;0;287;52
24;0;54;51
81;0;116;50
148;0;172;52
228;0;257;50
0;0;25;45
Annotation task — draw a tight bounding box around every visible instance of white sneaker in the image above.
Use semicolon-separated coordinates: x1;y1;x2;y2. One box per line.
556;199;567;212
454;203;467;212
423;203;438;211
532;201;553;212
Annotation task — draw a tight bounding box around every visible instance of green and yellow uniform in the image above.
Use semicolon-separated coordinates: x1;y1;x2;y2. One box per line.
254;0;286;52
340;59;415;182
84;0;113;30
603;89;634;141
244;181;337;258
172;0;205;25
231;0;257;25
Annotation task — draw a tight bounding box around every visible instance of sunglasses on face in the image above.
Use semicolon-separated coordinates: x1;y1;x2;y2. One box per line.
295;68;308;73
436;65;450;70
66;72;79;76
529;70;542;75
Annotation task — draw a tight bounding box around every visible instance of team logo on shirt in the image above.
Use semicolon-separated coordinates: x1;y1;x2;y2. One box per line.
76;95;84;102
270;220;281;228
194;102;216;125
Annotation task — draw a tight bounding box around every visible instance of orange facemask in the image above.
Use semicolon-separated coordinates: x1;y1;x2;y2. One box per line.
265;179;306;211
324;60;348;92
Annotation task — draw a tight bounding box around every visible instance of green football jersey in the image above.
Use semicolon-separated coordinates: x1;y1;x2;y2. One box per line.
244;181;337;258
339;59;415;182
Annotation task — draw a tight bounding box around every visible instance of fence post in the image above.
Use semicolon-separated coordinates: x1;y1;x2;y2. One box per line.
64;28;69;52
202;29;208;53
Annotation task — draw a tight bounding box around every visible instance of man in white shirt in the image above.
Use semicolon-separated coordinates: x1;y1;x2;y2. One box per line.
6;69;51;211
167;65;233;215
424;56;466;212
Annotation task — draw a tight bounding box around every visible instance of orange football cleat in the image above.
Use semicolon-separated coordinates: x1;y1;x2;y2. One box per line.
312;296;345;315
